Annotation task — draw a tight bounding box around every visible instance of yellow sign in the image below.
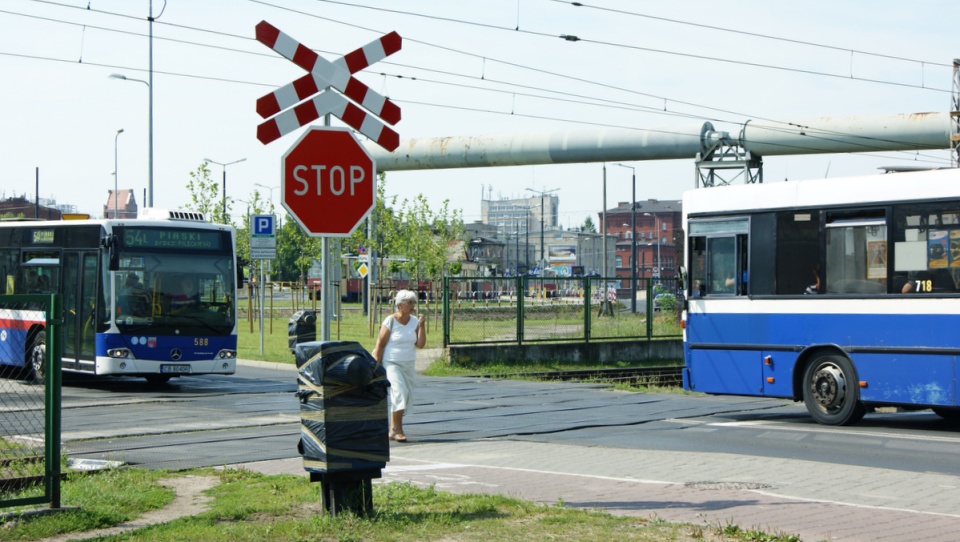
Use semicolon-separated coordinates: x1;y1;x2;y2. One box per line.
357;263;369;278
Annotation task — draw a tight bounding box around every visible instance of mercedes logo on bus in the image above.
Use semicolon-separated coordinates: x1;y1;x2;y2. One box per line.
170;349;183;361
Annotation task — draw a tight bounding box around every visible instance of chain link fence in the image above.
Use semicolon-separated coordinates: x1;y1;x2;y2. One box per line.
0;295;61;510
443;276;681;346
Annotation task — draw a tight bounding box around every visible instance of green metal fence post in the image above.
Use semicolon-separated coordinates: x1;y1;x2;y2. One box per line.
584;276;592;342
645;278;653;339
442;277;450;347
44;293;62;509
517;274;524;344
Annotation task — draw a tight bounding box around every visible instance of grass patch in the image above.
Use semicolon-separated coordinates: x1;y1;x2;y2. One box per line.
0;467;799;541
237;306;442;364
0;468;171;540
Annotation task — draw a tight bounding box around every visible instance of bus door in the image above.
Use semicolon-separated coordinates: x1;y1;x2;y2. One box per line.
62;251;99;371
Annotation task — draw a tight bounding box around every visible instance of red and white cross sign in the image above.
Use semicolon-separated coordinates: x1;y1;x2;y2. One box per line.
254;21;402;151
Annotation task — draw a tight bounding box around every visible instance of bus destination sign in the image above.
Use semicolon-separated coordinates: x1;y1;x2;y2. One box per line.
121;228;224;250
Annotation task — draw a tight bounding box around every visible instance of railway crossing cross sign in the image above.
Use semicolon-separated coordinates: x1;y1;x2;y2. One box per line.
281;127;375;237
254;21;401;151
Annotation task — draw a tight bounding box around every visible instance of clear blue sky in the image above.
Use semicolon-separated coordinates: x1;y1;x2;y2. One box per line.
2;0;957;228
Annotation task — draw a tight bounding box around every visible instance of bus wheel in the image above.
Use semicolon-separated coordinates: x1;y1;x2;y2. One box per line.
145;375;172;385
802;353;866;426
27;330;46;384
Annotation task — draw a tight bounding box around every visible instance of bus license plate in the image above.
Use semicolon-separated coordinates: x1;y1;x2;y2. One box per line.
160;364;191;374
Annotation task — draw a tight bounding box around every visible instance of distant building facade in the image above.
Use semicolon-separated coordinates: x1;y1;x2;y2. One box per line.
601;198;682;280
104;189;138;219
0;196;62;220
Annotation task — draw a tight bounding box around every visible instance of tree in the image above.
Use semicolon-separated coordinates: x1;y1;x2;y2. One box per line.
185;162;227;224
581;216;597;233
278;216;320;283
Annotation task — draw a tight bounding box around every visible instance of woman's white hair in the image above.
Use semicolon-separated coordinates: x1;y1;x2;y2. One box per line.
394;289;417;308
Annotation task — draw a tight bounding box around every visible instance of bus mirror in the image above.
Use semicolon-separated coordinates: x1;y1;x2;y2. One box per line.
102;234;120;271
677;265;687;283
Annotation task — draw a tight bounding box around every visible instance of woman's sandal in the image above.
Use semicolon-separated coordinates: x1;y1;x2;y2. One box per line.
389;431;407;442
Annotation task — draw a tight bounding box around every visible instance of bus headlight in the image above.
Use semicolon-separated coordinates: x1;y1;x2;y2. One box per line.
107;348;131;359
217;350;237;359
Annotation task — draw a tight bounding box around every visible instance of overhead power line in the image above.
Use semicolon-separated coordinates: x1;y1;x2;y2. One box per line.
7;0;953;165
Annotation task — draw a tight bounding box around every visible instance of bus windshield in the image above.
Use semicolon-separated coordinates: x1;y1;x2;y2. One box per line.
114;251;235;335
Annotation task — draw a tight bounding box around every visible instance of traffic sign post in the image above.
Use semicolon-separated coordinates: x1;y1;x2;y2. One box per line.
282;128;376;237
256;20;400;343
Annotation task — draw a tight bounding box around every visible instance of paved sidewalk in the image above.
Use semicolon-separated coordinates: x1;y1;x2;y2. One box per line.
236;439;960;542
234;356;960;541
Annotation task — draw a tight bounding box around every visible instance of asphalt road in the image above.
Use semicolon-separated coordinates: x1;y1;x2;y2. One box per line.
55;361;960;478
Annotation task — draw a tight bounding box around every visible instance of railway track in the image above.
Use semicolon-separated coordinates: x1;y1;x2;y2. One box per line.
480;366;683;387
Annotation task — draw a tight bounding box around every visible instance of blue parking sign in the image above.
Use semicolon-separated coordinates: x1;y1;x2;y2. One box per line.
253;215;275;235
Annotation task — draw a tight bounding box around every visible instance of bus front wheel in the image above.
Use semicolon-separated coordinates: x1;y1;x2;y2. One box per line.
27;330;46;384
802;353;866;426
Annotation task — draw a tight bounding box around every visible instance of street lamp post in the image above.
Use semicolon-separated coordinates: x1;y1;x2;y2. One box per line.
205;157;246;220
113;129;124;218
254;183;280;211
615;163;637;312
108;74;152;207
644;212;661;278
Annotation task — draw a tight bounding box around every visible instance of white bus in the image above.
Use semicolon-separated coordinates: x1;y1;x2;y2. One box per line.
682;168;960;425
0;209;238;384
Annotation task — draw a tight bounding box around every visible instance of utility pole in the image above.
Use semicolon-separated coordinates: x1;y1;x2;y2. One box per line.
615;163;636;312
525;186;559;273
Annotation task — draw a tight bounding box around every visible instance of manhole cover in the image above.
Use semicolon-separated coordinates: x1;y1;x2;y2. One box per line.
684;481;772;490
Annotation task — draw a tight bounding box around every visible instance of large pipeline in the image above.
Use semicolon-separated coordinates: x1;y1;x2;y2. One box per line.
367;112;952;171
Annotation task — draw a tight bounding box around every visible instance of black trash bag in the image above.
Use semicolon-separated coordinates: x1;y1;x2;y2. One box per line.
295;341;389;473
288;310;317;353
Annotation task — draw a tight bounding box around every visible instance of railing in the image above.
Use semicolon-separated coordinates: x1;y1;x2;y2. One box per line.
443;276;681;346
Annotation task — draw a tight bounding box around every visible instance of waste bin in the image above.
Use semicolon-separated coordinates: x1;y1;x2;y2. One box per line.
295;341;389;516
288;310;316;353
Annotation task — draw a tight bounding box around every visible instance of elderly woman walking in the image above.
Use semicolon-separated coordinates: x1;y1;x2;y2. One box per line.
372;289;426;442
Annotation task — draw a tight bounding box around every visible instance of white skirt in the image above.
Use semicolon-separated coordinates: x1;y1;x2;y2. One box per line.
384;359;415;413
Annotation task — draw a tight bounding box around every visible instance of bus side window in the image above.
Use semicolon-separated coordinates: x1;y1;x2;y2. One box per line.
688;237;707;297
707;237;737;295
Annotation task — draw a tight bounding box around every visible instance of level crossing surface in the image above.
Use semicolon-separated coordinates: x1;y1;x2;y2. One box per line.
57;360;960;541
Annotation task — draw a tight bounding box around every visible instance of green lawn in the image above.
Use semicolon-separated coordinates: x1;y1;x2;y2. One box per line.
236;304;442;364
0;468;800;542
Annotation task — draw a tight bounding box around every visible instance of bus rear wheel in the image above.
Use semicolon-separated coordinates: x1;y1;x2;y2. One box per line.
802;353;866;426
27;330;46;384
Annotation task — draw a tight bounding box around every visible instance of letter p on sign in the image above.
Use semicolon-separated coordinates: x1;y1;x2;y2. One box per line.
254;215;275;235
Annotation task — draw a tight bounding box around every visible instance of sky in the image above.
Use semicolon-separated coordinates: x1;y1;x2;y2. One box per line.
2;0;958;230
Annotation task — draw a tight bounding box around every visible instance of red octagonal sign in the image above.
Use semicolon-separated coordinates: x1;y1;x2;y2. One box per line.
282;127;376;237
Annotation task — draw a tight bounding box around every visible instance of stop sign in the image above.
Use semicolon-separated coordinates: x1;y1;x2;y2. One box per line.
282;127;376;237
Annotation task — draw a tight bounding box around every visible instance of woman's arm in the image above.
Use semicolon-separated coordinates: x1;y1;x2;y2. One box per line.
371;324;390;363
415;315;426;349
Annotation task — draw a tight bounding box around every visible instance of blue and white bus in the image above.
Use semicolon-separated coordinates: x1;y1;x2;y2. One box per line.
681;168;960;425
0;209;238;384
